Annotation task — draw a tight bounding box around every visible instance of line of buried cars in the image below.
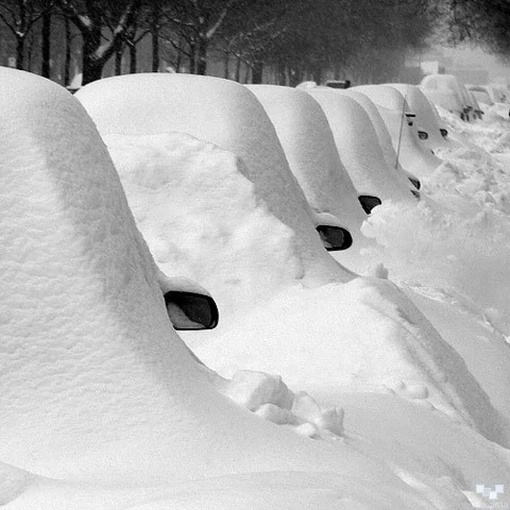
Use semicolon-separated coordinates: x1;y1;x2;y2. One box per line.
75;73;475;331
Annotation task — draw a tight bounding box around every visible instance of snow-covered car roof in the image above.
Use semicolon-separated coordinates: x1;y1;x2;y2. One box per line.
246;84;371;268
420;74;473;119
306;88;414;204
386;83;453;150
336;88;424;188
349;85;441;178
76;73;346;280
420;87;464;116
467;85;494;106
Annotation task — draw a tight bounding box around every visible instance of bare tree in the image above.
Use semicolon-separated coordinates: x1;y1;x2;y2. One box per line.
0;0;53;69
56;0;142;84
444;0;510;58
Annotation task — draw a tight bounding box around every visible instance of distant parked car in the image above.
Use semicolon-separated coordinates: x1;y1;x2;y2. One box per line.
352;84;441;178
246;84;374;271
466;85;493;108
306;88;417;209
386;83;455;150
466;84;510;119
324;80;351;89
338;88;423;191
420;74;473;121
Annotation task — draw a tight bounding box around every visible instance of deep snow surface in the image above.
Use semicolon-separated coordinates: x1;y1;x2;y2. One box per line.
3;69;510;509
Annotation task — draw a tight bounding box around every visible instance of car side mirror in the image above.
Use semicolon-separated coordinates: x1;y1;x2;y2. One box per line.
316;225;353;251
164;291;219;330
408;176;421;190
358;195;382;214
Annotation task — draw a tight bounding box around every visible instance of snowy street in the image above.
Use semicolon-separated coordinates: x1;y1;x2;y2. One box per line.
1;67;510;509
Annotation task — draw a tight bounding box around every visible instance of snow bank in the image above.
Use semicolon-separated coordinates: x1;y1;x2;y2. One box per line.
191;277;508;448
76;73;345;283
245;84;372;271
98;98;505;447
354;104;510;427
306;88;414;202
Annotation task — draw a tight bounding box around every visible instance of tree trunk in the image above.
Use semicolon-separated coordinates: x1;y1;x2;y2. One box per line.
64;17;71;86
251;61;263;84
288;68;301;87
82;28;103;85
129;43;137;73
235;55;241;82
115;47;123;75
176;44;182;72
188;42;196;73
223;51;229;79
196;38;207;75
82;59;104;84
152;29;159;71
312;65;323;85
16;37;24;70
150;2;160;72
41;11;51;78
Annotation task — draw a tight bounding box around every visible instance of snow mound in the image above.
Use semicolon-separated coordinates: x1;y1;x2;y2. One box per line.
192;278;507;447
224;370;344;439
361;197;510;327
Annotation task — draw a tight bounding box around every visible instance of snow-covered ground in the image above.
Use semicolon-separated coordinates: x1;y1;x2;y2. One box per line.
2;69;510;509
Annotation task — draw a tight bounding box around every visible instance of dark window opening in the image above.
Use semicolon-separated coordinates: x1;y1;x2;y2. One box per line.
164;291;219;330
358;195;382;214
316;225;353;251
408;177;421;190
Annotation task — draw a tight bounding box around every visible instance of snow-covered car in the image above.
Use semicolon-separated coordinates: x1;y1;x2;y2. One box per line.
76;74;359;317
466;85;493;109
76;74;350;254
324;79;351;89
420;74;473;121
467;84;510;118
386;83;454;150
245;84;373;270
305;88;417;209
352;84;442;178
337;88;422;191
